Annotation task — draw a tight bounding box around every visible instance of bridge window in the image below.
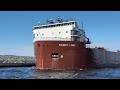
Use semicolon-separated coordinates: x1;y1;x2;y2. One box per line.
72;22;74;24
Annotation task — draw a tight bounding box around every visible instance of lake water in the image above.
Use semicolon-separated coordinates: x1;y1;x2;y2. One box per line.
0;66;120;79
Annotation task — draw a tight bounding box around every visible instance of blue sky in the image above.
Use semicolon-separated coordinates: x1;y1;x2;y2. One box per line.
0;11;120;56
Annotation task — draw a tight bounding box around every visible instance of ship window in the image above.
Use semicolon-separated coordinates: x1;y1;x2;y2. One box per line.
37;34;38;36
42;34;44;36
66;31;68;33
38;44;40;47
51;53;59;58
59;32;61;34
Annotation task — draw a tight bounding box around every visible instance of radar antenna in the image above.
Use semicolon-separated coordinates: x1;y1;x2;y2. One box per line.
57;16;63;23
46;19;54;24
49;19;54;24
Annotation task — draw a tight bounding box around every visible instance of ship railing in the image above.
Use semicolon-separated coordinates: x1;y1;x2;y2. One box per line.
33;37;71;42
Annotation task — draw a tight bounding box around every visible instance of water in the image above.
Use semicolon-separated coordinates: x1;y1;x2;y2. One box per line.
0;66;120;79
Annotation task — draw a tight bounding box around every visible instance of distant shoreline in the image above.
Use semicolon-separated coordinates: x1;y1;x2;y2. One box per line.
0;55;35;67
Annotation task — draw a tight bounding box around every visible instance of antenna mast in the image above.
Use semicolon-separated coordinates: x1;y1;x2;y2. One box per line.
82;21;84;29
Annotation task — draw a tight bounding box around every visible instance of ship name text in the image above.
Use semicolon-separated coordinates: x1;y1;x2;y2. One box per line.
59;44;76;47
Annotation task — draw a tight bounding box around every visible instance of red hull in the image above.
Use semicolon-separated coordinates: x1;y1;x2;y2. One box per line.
34;41;92;70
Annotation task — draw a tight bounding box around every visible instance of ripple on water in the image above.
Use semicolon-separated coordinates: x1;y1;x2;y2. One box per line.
0;67;120;79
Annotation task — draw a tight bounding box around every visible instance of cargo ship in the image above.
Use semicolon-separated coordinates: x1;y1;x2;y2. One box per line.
32;17;120;70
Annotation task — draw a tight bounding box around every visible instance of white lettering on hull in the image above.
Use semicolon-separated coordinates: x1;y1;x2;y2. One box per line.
59;44;76;46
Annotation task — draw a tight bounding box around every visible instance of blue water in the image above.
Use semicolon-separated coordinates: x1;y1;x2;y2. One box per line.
0;67;120;79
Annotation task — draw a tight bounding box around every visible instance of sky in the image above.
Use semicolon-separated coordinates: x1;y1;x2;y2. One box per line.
0;11;120;56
